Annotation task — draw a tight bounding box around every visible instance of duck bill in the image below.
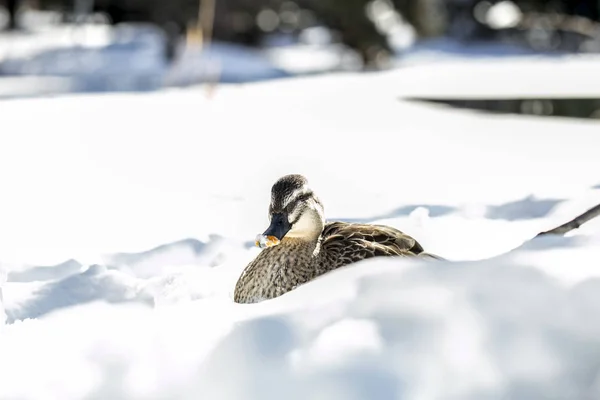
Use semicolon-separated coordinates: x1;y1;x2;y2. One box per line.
255;213;291;248
263;213;291;240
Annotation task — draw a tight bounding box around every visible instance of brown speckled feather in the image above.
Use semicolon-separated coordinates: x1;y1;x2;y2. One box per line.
234;238;318;303
314;221;427;277
321;221;424;258
233;221;438;304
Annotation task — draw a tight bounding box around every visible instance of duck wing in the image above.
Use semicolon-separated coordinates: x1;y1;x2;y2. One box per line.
319;221;427;268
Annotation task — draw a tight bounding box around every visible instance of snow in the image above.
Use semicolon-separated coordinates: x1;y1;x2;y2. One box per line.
0;270;5;327
0;19;358;99
391;53;600;99
1;20;600;399
0;23;168;95
3;246;600;399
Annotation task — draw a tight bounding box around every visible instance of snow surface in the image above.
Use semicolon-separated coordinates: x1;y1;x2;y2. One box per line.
0;22;169;95
0;19;360;99
393;53;600;99
0;44;600;398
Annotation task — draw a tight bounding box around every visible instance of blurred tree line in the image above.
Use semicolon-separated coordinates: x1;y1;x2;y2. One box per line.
2;0;599;66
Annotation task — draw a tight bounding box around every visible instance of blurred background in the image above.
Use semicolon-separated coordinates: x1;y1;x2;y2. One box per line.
0;0;599;118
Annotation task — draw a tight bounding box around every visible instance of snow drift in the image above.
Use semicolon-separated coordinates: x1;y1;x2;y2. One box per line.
0;47;599;399
1;237;600;399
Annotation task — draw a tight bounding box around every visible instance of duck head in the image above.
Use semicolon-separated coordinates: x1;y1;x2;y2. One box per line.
256;174;325;248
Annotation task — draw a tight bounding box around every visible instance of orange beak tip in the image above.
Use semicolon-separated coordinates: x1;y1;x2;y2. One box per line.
255;234;281;249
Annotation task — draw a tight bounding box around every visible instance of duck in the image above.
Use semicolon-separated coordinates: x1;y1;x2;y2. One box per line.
233;174;443;304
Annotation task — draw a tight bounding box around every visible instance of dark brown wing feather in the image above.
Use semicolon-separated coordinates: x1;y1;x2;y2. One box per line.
319;221;427;270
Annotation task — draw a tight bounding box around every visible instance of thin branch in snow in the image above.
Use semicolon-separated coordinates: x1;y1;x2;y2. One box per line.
198;0;220;98
536;202;600;237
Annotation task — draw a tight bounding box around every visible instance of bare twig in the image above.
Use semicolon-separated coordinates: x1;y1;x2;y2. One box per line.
536;202;600;237
199;0;216;47
198;0;220;98
183;0;219;97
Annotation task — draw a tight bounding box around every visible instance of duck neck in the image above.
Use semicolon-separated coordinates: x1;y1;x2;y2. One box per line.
280;237;319;256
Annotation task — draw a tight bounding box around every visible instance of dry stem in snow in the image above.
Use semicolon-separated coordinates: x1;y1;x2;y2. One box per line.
536;202;600;237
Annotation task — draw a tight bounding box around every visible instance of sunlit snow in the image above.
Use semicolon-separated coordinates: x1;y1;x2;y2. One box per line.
0;20;599;400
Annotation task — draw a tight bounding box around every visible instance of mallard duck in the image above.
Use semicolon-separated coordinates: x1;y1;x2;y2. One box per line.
233;174;442;304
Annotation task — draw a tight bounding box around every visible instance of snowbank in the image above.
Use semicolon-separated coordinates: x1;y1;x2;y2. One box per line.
1;237;600;399
0;52;599;399
0;269;5;327
389;53;600;99
0;23;168;94
0;20;355;98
